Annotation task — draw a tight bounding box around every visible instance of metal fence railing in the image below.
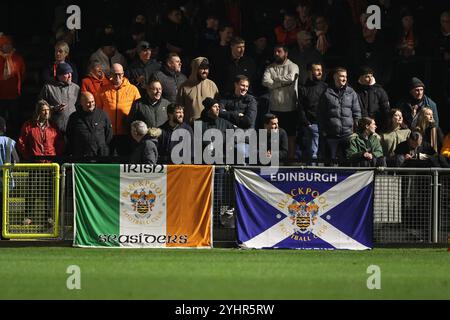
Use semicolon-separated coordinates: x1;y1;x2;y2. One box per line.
2;164;449;246
1;164;60;239
373;173;432;243
439;174;450;243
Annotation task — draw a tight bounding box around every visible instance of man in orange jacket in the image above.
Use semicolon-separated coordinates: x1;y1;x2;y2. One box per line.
96;63;141;158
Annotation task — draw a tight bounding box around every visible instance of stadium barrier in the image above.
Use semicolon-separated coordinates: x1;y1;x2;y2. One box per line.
1;164;449;245
1;163;60;239
59;165;450;246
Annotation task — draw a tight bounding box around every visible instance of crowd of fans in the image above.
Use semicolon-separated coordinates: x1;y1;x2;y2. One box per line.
0;0;450;167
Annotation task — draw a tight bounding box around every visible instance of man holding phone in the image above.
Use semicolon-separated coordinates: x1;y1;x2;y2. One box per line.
39;62;80;134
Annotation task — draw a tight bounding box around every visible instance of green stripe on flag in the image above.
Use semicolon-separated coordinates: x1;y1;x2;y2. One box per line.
74;164;120;247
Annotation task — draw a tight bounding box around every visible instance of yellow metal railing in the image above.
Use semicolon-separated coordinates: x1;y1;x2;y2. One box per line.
2;164;60;239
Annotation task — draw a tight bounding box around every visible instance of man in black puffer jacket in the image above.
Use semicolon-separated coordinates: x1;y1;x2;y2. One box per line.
298;62;328;162
66;92;113;161
219;75;257;129
318;67;361;165
354;66;390;131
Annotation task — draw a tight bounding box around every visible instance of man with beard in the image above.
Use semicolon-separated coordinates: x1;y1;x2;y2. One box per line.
399;77;439;129
81;60;110;105
177;57;219;124
158;103;193;164
66;92;113;161
262;45;299;161
260;113;288;163
17;100;64;162
298;62;328;162
318;67;361;165
39;62;80;134
128;80;169;129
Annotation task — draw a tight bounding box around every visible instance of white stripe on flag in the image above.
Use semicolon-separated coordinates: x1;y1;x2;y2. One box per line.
236;169;373;249
119;165;167;248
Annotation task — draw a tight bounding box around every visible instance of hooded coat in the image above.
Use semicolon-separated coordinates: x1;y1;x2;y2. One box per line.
177;57;219;123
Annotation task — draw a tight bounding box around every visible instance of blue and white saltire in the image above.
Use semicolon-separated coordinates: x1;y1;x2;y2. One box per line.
234;169;374;250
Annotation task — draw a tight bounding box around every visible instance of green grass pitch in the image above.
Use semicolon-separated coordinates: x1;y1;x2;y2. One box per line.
0;248;449;300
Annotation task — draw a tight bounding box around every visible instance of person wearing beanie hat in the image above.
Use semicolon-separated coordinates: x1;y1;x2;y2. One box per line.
399;77;439;129
89;35;127;77
39;60;80;133
0;34;26;139
354;66;390;130
409;77;425;91
195;97;234;164
56;62;73;77
126;41;161;91
202;97;219;110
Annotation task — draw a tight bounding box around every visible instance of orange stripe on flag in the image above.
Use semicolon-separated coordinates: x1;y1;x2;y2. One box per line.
166;165;213;247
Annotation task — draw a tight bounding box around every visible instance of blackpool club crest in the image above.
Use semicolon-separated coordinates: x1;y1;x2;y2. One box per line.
130;189;157;219
288;199;319;234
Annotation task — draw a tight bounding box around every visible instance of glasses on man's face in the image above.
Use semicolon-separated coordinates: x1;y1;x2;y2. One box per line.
113;73;124;78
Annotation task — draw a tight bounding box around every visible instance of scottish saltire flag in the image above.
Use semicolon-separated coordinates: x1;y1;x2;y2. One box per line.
234;169;374;250
73;164;213;248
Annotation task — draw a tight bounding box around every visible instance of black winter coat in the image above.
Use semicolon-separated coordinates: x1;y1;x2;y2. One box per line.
66;108;113;158
217;56;257;96
219;94;257;129
298;79;328;126
354;83;390;124
318;85;362;138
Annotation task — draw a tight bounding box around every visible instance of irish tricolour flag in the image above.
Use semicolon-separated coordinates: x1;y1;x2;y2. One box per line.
73;164;213;248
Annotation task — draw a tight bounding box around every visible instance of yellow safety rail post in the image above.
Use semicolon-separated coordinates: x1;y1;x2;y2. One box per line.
2;163;60;239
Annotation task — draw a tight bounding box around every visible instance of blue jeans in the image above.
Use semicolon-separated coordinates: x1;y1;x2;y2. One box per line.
303;124;319;161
